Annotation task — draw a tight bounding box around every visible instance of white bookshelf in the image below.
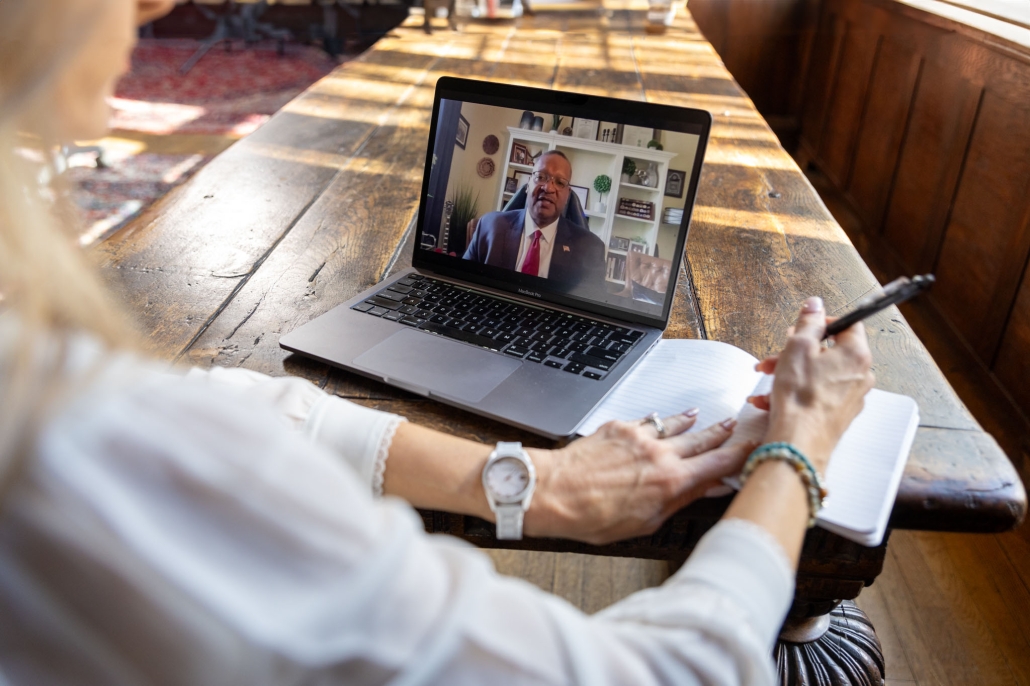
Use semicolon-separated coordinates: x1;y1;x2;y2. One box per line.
496;127;677;285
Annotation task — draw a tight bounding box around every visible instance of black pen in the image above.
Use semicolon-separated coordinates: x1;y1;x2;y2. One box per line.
822;274;935;340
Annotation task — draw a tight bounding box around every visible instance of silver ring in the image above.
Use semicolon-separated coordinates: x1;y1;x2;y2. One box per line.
642;411;668;438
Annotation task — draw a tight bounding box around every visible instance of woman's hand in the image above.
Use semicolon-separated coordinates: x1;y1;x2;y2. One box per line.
754;297;875;471
723;297;876;569
525;414;754;545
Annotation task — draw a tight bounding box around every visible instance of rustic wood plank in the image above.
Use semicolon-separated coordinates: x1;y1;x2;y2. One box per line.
886;530;1018;685
853;573;917;684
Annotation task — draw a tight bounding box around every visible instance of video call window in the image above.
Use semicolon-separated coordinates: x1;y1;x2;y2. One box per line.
420;99;700;316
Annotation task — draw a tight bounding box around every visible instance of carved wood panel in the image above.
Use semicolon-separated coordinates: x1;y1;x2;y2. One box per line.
994;270;1030;413
817;22;880;187
934;92;1030;362
799;8;846;153
797;0;1030;420
880;59;980;273
846;37;921;230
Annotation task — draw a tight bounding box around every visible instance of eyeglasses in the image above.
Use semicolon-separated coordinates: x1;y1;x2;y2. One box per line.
531;171;570;191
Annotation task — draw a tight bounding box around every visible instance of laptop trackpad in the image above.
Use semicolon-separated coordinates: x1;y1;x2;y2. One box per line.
353;329;521;403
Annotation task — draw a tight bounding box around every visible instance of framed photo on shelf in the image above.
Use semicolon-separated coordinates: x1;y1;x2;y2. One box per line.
513;170;532;189
665;168;686;198
609;235;631;251
456;114;469;150
621;124;655;148
510;142;531;165
569;185;589;209
629;240;647;253
597;122;623;144
571;118;600;140
504;176;519;194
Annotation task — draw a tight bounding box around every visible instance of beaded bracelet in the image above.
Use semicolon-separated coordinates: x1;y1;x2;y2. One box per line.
740;442;828;527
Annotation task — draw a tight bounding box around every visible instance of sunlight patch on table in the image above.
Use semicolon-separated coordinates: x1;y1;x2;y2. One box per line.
693;205;845;243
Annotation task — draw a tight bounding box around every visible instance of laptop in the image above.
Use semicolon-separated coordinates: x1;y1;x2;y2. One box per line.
280;77;712;439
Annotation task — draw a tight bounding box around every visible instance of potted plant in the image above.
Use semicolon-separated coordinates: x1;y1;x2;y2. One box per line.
621;157;636;184
446;181;480;255
593;174;612;212
646;139;664;150
550;114;564;134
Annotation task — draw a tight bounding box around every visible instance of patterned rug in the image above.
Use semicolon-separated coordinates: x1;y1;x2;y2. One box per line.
111;39;338;137
72;38;339;245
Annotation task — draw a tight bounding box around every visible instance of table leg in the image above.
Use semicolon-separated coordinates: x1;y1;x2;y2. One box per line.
775;599;884;686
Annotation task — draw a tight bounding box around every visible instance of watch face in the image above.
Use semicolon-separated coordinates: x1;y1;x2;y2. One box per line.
485;456;531;499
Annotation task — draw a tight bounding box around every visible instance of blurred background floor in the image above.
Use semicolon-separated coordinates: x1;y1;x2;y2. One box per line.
69;38;340;245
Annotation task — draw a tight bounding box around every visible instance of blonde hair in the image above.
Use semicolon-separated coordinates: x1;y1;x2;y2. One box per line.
0;0;138;491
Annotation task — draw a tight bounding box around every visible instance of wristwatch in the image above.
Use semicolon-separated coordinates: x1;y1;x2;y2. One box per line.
482;441;537;540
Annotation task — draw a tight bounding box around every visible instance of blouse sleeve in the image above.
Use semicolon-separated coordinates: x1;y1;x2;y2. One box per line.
183;365;405;496
2;367;794;686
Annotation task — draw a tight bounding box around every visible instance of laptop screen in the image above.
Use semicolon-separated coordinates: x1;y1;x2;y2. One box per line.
413;78;711;328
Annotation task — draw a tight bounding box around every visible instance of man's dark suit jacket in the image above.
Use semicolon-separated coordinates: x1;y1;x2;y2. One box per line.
463;209;606;296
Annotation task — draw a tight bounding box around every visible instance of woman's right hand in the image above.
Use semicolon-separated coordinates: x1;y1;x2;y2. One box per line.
723;297;876;569
758;296;875;471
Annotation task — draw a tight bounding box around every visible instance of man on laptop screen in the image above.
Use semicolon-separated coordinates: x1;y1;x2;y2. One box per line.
418;97;702;319
464;151;607;299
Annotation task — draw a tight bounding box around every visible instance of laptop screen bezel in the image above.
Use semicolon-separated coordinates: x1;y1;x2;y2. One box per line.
412;77;712;330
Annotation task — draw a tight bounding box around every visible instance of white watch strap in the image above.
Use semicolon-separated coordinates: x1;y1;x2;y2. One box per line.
495;504;526;540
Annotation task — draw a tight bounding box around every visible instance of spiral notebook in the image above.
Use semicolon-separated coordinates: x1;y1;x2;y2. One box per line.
578;339;920;546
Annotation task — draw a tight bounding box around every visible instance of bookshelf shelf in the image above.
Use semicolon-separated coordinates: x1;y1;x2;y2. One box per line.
615;213;654;224
620;182;659;192
496;127;677;282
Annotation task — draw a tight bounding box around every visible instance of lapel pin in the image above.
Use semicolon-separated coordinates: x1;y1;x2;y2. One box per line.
563;245;570;252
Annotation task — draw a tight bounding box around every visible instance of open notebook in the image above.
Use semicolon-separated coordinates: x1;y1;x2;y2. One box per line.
577;339;919;546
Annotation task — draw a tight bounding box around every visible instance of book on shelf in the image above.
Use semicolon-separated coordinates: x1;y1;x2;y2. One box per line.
605;253;626;281
662;207;684;224
577;339;919;547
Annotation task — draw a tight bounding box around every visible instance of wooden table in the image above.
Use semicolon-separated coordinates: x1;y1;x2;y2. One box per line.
100;4;1026;684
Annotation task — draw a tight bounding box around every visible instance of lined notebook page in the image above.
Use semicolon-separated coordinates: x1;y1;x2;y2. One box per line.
577;339;763;436
728;388;919;546
575;337;920;547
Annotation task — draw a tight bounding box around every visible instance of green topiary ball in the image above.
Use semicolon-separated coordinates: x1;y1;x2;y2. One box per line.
622;158;636;177
647;139;664;150
593;174;612;194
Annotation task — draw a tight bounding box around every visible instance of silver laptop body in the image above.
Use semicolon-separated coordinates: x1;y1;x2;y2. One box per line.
280;78;712;439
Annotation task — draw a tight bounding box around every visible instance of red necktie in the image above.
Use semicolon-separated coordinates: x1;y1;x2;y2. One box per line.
520;230;542;276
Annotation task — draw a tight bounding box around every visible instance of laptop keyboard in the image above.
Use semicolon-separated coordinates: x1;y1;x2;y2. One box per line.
351;274;644;379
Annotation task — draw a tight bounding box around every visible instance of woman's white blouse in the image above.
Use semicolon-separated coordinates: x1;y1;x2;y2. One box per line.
0;346;795;685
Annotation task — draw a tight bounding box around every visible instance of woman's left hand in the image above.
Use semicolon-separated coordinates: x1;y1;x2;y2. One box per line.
524;413;754;545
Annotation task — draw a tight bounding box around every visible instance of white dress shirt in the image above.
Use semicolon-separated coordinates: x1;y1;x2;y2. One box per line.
514;212;559;278
0;325;795;685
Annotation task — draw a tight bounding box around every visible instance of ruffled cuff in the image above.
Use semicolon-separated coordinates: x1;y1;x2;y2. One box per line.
305;395;406;497
184;366;406;497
